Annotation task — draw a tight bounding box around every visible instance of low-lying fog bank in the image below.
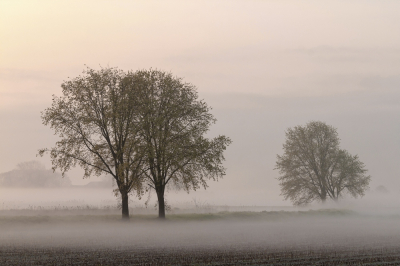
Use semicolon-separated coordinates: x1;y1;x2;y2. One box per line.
1;187;399;215
1;186;399;254
0;187;298;214
1;211;400;253
1;184;400;255
0;187;116;210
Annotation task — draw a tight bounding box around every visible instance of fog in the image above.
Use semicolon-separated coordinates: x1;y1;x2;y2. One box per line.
2;90;400;207
1;1;400;261
1;186;400;260
2;210;400;255
2;0;400;204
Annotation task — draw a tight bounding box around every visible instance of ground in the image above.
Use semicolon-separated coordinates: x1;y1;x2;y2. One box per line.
1;210;400;265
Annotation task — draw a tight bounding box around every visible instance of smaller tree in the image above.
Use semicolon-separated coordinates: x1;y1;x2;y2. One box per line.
275;121;370;205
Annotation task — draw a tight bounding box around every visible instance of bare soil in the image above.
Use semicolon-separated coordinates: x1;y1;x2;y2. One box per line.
2;246;400;265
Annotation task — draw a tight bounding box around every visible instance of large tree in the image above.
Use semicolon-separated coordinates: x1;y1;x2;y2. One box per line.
275;121;370;205
39;67;146;219
135;70;231;219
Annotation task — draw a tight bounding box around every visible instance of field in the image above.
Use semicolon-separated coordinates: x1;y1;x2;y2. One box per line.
3;246;400;265
1;209;400;265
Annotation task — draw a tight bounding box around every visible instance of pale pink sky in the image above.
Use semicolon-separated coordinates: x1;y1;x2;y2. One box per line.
1;1;400;109
1;1;400;205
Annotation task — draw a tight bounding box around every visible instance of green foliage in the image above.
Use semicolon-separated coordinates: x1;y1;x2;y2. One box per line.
132;69;232;218
276;121;370;205
39;67;231;219
39;67;148;218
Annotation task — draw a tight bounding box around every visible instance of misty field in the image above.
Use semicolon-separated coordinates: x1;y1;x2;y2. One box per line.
2;209;400;265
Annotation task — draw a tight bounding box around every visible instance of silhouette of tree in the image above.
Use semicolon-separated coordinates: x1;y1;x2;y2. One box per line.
276;121;370;205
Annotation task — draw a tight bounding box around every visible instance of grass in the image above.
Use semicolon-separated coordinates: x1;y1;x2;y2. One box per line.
166;208;356;221
0;208;358;225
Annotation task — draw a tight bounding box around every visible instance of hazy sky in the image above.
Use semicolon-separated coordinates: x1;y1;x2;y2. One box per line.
1;1;400;205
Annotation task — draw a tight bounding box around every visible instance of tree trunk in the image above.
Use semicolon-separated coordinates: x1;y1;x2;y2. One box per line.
320;186;327;204
121;191;130;219
156;189;166;219
320;193;327;204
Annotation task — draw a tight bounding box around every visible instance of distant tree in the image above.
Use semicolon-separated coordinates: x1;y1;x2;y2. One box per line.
135;70;232;219
39;67;147;219
375;185;389;194
0;161;71;187
275;121;370;205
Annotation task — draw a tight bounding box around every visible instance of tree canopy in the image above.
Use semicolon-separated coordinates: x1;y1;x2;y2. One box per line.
39;67;231;219
275;121;370;205
134;69;232;218
39;67;147;218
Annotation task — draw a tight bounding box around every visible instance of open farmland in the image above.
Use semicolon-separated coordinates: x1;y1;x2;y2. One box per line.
1;209;400;265
2;246;400;265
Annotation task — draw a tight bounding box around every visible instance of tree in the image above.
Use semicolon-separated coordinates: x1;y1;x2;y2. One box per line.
0;161;71;187
135;69;232;219
375;185;389;194
39;67;146;219
275;121;370;205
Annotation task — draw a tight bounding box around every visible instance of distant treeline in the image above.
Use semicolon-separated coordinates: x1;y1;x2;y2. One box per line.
0;161;71;188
